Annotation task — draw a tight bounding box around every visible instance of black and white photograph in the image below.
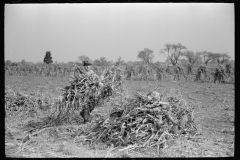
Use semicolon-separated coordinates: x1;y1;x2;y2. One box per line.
5;3;234;158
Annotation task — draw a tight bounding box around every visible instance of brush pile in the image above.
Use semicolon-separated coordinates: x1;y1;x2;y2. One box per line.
213;66;227;84
78;89;197;151
59;65;124;111
5;64;124;132
194;66;209;82
42;64;125;125
5;88;54;118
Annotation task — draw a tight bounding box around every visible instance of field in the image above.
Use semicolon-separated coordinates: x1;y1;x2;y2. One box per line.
5;75;235;157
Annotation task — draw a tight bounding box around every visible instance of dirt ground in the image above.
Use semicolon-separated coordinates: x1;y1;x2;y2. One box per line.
5;75;235;157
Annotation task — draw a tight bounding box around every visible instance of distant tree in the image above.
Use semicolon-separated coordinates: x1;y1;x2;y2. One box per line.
196;51;217;66
133;61;142;66
11;62;18;66
78;55;91;64
67;62;74;67
154;61;162;67
5;60;12;66
43;51;53;64
92;59;101;66
21;59;26;65
179;58;188;66
99;57;108;67
116;56;124;66
165;58;172;66
182;50;200;75
137;48;154;65
26;61;34;65
160;43;187;66
215;53;231;65
126;61;134;66
108;60;114;66
182;50;199;65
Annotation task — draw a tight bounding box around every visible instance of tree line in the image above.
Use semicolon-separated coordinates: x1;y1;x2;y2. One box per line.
5;43;234;69
5;43;234;84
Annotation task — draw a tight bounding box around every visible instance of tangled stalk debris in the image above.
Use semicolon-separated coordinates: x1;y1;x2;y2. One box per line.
79;89;197;151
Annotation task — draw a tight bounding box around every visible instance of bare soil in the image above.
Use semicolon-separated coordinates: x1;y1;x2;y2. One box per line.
5;75;235;157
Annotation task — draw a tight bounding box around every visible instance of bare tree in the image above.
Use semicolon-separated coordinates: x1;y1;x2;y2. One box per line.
160;43;187;66
116;56;124;66
137;48;154;65
100;57;108;66
183;50;199;65
182;50;200;75
216;53;231;65
196;51;217;66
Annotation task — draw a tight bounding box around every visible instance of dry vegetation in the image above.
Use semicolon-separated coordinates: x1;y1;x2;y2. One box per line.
5;70;234;157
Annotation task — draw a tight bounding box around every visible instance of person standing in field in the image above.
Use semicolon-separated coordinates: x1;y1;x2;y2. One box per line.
69;61;101;82
83;61;100;80
78;60;104;123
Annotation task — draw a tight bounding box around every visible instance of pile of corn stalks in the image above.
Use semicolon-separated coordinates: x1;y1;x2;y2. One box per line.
5;65;124;132
194;66;208;82
78;89;197;151
5;89;54;118
23;64;125;128
213;67;228;84
59;65;124;111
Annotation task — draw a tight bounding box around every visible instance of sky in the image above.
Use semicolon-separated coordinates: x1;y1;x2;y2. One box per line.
5;3;234;63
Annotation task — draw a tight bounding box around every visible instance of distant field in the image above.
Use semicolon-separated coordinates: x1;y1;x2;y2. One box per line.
5;75;234;157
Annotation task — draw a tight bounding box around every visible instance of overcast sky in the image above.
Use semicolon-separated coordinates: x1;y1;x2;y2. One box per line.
5;3;234;63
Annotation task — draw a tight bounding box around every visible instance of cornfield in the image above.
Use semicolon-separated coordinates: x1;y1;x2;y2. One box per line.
5;62;235;157
5;62;234;84
5;64;197;156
